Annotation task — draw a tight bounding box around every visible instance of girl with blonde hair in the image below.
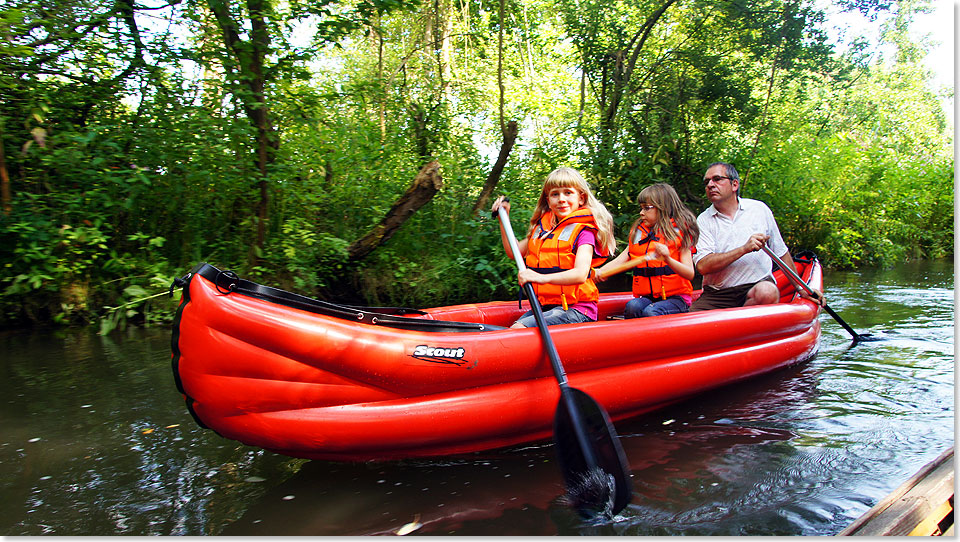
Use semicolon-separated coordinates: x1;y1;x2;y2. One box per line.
594;183;699;318
492;167;616;328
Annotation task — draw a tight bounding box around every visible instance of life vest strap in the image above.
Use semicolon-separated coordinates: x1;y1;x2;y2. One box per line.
635;231;658;245
529;266;563;275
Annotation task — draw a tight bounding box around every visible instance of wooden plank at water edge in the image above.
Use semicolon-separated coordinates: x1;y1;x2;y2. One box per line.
840;447;954;536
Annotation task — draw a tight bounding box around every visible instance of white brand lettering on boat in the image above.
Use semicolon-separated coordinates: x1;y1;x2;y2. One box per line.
412;345;468;365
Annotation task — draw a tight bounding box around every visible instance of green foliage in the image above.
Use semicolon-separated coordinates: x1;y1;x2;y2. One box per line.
251;217;350;294
743;35;953;269
0;0;952;332
746;127;952;269
356;215;522;307
0;190;178;328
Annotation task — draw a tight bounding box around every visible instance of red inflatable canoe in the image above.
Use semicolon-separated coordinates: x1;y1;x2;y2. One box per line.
171;257;822;461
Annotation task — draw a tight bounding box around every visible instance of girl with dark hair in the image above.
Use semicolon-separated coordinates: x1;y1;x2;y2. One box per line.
594;183;699;318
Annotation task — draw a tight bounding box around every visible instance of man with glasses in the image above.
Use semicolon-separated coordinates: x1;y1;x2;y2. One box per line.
689;162;823;311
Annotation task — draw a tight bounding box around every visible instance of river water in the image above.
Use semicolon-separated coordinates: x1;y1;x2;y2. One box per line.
0;259;953;535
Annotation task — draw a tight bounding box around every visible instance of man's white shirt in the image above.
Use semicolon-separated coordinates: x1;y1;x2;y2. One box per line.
693;198;788;289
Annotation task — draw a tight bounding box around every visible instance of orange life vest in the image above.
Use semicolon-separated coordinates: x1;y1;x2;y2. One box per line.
525;209;608;307
627;220;692;300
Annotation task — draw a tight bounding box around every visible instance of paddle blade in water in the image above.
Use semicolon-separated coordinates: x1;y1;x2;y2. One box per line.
554;387;632;517
559;466;617;519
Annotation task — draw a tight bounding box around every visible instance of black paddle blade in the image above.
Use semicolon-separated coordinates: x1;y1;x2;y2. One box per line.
554;387;632;518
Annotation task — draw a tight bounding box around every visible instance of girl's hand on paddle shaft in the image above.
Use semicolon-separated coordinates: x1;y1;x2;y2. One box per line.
492;196;511;214
652;243;669;260
518;268;543;286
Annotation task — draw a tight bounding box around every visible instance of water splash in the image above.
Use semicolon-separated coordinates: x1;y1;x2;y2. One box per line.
561;467;618;521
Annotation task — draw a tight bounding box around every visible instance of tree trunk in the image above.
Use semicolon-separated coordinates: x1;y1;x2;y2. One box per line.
595;0;677;167
745;0;796;184
247;0;274;254
0;119;9;215
347;160;443;261
207;0;277;261
375;15;386;143
470;0;517;216
471;120;518;215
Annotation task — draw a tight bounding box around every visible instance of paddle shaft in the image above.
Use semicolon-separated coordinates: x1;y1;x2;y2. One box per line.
496;207;596;463
760;244;866;342
595;255;654;281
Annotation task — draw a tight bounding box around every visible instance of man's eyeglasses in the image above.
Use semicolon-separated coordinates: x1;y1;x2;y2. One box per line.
703;175;731;185
639;204;656;211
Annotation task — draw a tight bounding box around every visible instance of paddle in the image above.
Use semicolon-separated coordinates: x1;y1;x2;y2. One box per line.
592;254;655;281
760;244;877;344
496;204;632;518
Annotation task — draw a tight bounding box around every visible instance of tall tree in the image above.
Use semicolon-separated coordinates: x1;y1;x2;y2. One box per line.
555;0;852;210
470;0;519;215
202;0;278;257
187;0;418;261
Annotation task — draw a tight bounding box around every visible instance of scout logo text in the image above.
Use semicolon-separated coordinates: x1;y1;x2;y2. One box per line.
412;345;467;365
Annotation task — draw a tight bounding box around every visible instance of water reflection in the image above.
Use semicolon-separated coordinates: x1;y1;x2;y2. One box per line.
0;259;953;535
220;365;818;536
0;328;303;535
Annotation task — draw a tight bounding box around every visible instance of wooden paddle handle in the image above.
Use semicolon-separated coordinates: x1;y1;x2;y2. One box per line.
496;206;528;272
592;254;654;281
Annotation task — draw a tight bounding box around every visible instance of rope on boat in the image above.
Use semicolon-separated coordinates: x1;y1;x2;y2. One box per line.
177;263;506;333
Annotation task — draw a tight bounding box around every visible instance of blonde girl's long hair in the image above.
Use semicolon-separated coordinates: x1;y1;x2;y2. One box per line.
629;183;699;250
528;167;617;255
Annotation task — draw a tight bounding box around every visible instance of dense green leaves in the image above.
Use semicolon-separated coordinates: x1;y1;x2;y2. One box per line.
0;0;951;330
